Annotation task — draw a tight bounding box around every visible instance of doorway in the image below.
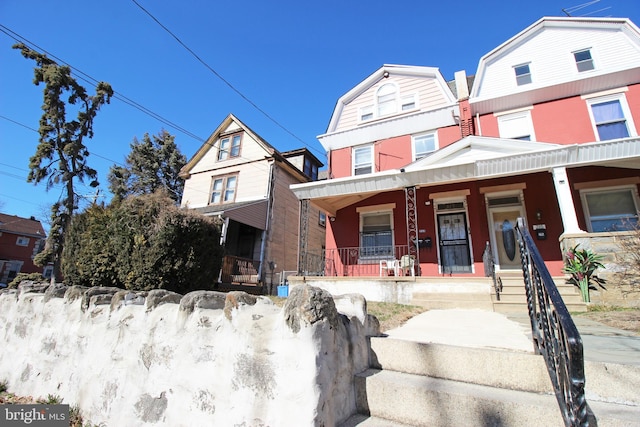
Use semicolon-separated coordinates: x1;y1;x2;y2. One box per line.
437;212;472;274
487;195;526;271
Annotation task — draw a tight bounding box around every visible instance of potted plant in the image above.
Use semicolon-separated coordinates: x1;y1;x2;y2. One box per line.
563;244;606;303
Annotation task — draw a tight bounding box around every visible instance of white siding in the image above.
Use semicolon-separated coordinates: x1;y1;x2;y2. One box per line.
476;26;640;100
335;76;450;132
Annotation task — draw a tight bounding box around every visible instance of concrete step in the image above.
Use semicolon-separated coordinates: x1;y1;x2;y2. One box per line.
492;300;588;313
410;292;494;310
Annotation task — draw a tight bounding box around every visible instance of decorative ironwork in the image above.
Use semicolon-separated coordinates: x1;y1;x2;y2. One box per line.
299;245;413;277
298;199;310;275
515;218;590;427
405;186;418;262
482;241;502;301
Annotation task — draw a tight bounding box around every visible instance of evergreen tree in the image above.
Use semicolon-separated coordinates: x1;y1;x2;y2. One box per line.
108;130;187;203
14;43;113;282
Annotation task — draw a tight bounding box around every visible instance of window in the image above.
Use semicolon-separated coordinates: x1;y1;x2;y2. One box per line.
496;110;535;141
360;105;373;122
217;134;242;161
514;64;532;86
210;175;238;204
413;133;437;160
377;83;397;116
581;187;639;232
401;94;416;111
589;98;631;141
360;211;393;258
574;49;594;72
318;212;326;227
16;236;29;246
353;145;373;175
303;157;318;180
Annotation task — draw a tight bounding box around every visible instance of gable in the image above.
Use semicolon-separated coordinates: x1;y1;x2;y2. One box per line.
470;17;640;114
180;114;276;178
327;65;457;134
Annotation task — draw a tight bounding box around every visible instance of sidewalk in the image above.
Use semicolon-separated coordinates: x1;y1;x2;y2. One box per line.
384;308;640;366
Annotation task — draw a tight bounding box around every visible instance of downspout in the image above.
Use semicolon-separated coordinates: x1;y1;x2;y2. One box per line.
258;160;276;282
476;112;483;136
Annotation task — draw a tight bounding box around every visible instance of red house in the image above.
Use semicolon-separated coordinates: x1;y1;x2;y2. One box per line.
0;213;48;284
291;17;640;294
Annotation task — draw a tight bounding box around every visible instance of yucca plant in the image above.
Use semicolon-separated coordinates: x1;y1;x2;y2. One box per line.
563;245;607;302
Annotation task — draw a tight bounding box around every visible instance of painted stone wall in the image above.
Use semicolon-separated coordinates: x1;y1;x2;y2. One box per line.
0;283;378;426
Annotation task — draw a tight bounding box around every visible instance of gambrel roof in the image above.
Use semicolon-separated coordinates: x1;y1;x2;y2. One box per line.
470;17;640;114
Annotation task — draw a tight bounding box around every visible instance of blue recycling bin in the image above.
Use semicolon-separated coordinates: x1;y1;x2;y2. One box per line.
277;285;289;298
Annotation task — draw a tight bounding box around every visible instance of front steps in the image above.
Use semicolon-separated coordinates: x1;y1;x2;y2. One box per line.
492;274;587;313
341;337;640;426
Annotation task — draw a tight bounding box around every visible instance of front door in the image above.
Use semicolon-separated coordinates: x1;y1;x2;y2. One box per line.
488;207;525;271
437;212;472;274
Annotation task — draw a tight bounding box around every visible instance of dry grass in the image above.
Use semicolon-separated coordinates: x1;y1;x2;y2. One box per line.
575;306;640;335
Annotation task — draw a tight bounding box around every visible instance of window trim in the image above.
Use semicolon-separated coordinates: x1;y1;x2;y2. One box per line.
586;93;637;141
376;83;398;117
359;208;395;260
579;185;640;232
209;173;239;205
412;132;438;161
513;63;532;86
359;105;374;122
353;144;373;176
217;132;243;161
573;48;595;72
16;236;29;247
496;109;536;141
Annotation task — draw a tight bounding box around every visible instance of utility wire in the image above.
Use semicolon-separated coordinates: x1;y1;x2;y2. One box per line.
130;0;326;160
0;24;206;143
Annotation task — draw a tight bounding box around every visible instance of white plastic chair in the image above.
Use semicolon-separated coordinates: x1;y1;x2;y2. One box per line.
400;255;415;276
379;259;399;276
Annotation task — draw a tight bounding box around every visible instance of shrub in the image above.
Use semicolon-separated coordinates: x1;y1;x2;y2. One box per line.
8;272;46;288
563;244;606;303
61;191;223;294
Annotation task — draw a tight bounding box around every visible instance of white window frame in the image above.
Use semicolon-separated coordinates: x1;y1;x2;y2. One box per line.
586;93;637;141
377;83;398;117
573;48;595;73
412;132;438;161
359;105;374;122
496;108;536;141
353;145;373;176
359;208;395;260
16;236;29;247
579;185;640;232
514;63;532;86
401;94;417;111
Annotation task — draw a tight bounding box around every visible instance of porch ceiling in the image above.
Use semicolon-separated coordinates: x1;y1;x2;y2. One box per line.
291;137;640;215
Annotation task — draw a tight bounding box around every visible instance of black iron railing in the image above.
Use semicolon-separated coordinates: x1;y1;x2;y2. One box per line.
515;218;590;426
482;241;503;301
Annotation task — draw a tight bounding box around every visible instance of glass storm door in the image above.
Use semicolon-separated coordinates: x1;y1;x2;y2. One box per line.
437;212;472;274
489;208;524;271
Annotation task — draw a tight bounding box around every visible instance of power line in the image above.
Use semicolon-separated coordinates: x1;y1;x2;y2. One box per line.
0;24;206;143
130;0;326;161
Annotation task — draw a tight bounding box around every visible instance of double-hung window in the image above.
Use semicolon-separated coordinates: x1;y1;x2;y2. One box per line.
217;133;242;161
514;63;532;86
353;145;373;175
413;133;437;160
496;109;535;141
360;211;393;258
377;83;397;117
16;236;29;247
580;186;639;232
574;49;594;72
210;174;238;204
589;97;632;141
360;105;374;122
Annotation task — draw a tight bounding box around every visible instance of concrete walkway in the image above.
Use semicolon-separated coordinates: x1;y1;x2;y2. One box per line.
385;308;640;366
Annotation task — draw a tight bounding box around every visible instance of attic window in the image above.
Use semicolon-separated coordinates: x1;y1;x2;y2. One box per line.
360;105;374;122
377;83;397;116
401;94;416;111
574;49;594;72
303;157;318;180
217;133;242;161
514;64;532;86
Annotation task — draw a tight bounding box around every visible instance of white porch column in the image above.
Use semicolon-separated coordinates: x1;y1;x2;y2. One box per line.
551;167;585;234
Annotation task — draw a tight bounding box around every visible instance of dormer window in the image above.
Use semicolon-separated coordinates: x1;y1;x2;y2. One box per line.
360;105;374;122
303;157;318;180
377;83;397;116
514;63;532;86
401;94;416;111
574;49;594;72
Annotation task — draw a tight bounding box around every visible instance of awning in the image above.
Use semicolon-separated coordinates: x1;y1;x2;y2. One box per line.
196;200;269;230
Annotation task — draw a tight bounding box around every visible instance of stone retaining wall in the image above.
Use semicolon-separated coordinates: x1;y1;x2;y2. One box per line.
0;283;378;426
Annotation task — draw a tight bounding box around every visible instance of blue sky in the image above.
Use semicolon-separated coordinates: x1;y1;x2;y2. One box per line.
1;0;639;226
